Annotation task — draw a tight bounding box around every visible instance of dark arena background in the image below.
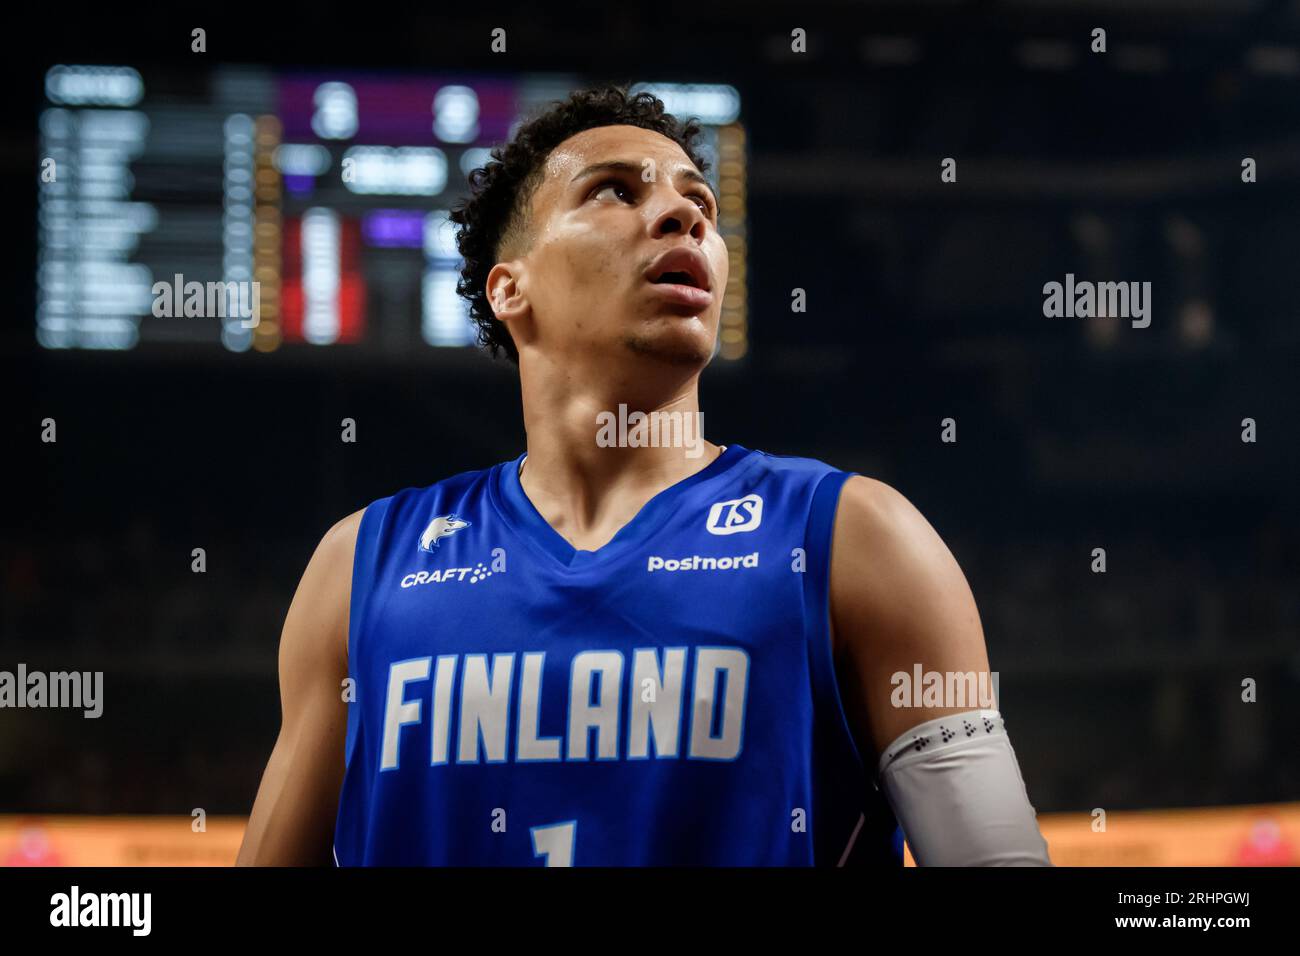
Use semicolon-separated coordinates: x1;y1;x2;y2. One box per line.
1;0;1298;882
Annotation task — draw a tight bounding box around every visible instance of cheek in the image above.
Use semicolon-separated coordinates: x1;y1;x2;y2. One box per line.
562;225;626;287
567;247;616;287
709;242;730;298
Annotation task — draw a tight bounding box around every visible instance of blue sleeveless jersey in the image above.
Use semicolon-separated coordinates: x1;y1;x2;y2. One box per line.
333;443;903;866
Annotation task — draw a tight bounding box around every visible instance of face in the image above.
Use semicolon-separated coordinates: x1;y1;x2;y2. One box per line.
493;124;729;369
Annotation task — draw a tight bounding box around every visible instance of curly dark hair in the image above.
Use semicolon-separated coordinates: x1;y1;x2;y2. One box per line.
448;84;709;364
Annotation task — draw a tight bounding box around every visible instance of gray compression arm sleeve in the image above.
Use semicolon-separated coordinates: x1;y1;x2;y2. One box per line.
875;709;1052;866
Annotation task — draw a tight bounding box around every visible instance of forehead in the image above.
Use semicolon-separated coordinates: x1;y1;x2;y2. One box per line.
535;124;700;201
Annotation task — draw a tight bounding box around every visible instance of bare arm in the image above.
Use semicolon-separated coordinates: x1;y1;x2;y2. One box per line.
236;509;363;866
830;475;992;760
829;476;1050;865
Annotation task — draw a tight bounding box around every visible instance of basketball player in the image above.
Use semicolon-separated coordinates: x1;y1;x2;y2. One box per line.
237;86;1051;866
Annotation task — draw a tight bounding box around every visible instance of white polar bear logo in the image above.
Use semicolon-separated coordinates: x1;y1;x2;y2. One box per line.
419;514;470;552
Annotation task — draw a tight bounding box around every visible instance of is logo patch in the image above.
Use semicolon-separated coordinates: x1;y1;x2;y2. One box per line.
705;494;763;535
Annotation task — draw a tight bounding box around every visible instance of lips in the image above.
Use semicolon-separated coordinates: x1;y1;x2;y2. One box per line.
646;281;713;311
645;247;712;292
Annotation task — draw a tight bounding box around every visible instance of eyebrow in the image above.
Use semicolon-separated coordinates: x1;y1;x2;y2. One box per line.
569;160;716;202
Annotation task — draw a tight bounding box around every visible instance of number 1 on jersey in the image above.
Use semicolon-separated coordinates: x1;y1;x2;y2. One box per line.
530;820;577;867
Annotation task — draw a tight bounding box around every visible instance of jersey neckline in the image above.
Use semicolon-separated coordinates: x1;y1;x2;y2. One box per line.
489;443;753;570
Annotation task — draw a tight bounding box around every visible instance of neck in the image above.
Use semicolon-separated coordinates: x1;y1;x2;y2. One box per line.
514;353;720;546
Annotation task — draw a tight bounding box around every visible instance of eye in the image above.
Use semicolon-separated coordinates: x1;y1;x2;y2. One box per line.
590;179;634;204
690;192;717;218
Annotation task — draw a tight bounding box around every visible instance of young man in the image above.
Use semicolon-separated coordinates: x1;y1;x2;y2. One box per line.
238;86;1051;867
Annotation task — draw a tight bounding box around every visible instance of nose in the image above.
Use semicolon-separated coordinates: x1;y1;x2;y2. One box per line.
649;189;709;243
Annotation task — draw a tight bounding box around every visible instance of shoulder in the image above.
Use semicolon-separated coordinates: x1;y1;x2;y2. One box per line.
830;474;960;586
317;508;366;564
737;446;841;481
291;507;367;624
733;450;928;542
278;508;368;675
829;475;979;644
295;508;367;613
833;475;933;544
327;458;516;570
372;457;519;523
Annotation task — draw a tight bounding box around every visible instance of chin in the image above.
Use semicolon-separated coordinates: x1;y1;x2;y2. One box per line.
622;320;716;367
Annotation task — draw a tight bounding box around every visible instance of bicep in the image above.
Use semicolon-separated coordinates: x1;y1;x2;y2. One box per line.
236;510;362;866
829;476;992;766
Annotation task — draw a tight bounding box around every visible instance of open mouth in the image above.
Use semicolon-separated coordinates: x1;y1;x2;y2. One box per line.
650;271;701;288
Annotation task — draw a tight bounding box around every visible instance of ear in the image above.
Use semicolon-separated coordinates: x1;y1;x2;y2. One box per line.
485;261;534;355
486;261;527;320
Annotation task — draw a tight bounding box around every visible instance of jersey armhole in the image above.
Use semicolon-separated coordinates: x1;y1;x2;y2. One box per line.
802;469;867;774
344;497;391;766
804;470;907;867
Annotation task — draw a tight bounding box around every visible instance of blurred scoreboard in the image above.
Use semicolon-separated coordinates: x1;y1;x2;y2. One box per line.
37;66;748;359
